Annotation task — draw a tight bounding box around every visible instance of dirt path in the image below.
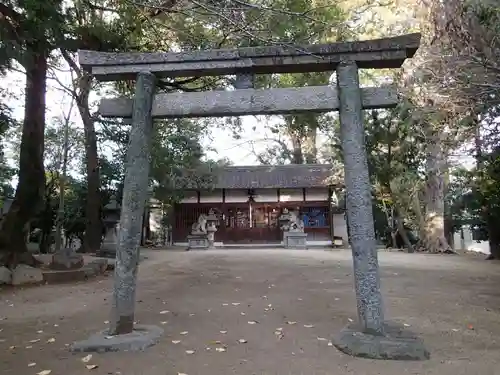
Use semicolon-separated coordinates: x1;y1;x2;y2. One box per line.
1;249;500;375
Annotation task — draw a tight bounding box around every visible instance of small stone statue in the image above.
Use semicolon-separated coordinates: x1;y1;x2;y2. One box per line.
279;208;307;249
288;211;305;232
191;214;208;235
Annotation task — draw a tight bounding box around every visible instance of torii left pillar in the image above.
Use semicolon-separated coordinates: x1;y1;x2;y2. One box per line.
71;71;164;352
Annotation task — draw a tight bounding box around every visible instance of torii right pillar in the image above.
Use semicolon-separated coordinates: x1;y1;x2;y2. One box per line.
332;61;430;360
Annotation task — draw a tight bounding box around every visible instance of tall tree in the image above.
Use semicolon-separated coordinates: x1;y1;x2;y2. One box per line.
0;0;64;265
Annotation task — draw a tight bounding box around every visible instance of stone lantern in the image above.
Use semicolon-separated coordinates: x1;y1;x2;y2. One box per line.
98;196;121;258
205;209;219;249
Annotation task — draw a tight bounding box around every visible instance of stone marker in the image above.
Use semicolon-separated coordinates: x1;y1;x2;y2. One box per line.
332;61;429;360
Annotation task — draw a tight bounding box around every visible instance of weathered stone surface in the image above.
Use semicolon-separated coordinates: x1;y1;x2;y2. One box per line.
49;248;84;270
337;61;385;334
78;33;421;81
110;71;156;335
11;264;43;285
332;322;430;360
99;86;398;119
0;266;11;284
70;325;164;353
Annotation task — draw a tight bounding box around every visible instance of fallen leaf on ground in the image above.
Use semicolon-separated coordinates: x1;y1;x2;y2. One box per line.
180;331;188;335
215;347;226;352
238;339;247;343
85;365;98;370
172;340;181;344
81;354;93;363
286;321;297;325
185;350;195;355
159;310;169;314
220;330;227;334
37;371;52;375
232;303;241;306
303;324;314;328
247;321;257;325
467;324;474;330
28;363;36;367
46;338;56;343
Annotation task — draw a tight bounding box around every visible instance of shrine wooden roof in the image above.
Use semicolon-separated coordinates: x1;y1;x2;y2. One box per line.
211;164;336;189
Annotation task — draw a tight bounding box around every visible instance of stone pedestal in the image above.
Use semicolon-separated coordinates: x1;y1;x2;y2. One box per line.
187;234;210;250
283;232;307;249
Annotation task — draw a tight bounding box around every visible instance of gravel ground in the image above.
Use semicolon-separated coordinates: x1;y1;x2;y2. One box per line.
0;248;499;375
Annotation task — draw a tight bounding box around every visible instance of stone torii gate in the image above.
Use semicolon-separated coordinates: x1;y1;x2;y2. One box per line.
71;34;429;359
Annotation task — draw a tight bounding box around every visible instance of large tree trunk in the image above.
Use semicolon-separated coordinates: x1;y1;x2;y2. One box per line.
303;118;318;164
76;73;102;253
394;207;414;251
0;47;47;267
486;211;500;260
420;132;453;253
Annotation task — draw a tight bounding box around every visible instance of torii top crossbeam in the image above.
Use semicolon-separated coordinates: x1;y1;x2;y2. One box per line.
78;33;421;81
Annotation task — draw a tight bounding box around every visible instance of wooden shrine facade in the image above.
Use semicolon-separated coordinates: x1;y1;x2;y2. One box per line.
171;164;347;245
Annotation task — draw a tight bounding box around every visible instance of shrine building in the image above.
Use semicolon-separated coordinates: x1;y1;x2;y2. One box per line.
172;164;348;246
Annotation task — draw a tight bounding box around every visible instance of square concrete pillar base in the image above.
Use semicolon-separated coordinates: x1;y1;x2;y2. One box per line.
332;322;430;360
